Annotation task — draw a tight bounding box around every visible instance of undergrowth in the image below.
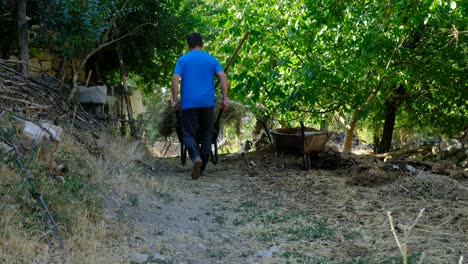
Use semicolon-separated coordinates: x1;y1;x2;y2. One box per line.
0;113;152;263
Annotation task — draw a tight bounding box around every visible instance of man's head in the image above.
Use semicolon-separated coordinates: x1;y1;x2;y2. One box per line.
187;32;203;50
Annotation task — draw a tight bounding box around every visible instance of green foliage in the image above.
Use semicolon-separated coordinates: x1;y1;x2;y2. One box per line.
115;0;202;90
33;0;116;60
284;217;334;241
23;0;200;93
128;193;139;206
200;0;467;136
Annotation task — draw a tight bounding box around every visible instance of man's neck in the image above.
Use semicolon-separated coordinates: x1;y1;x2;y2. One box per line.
190;46;203;51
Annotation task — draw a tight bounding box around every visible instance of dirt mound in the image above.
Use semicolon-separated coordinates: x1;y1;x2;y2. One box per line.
345;164;402;187
385;172;468;200
309;148;357;170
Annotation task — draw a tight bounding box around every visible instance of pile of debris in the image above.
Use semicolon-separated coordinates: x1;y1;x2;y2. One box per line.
0;60;104;134
375;138;467;179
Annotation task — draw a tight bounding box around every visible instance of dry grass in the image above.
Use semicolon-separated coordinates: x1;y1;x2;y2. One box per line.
0;121;159;263
223;152;468;263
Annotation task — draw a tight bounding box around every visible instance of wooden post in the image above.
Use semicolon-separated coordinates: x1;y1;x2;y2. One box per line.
116;42;137;137
16;0;29;76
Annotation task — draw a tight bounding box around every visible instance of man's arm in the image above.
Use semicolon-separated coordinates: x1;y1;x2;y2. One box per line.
216;71;229;110
171;74;181;111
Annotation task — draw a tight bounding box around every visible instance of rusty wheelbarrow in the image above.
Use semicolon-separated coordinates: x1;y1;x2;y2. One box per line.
257;118;332;169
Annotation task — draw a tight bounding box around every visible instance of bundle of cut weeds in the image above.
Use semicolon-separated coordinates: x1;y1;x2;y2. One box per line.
158;102;177;138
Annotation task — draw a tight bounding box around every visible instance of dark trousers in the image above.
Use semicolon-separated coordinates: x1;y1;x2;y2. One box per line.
181;107;214;165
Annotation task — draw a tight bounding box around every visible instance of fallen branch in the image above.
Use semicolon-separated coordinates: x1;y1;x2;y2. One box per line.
375;146;432;160
0;94;51;109
38;193;67;255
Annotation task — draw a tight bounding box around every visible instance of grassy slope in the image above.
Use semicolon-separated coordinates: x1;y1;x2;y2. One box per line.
0;115;155;263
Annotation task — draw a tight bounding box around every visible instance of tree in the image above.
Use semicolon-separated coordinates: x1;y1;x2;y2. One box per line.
31;0;199;94
200;0;467;151
15;0;28;76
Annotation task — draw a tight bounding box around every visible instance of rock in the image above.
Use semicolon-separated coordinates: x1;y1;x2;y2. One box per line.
22;121;63;143
129;253;149;264
78;85;107;104
461;158;468;168
432;160;456;175
465;149;468;158
149;253;170;263
440;139;462;153
255;246;280;258
405;165;417;174
55;176;65;182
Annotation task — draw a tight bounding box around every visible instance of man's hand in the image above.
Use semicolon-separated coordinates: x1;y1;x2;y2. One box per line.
216;71;229;110
172;101;179;112
221;98;228;110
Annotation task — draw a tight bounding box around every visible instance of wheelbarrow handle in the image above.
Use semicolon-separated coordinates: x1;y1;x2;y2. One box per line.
256;117;273;146
215;108;223;126
299;120;306;153
175;109;181;125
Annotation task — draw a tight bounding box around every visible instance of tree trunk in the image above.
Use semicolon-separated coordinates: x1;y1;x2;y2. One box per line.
376;85;405;153
343;79;385;153
116;42;137;138
376;99;397;153
16;0;28;76
343;109;359;152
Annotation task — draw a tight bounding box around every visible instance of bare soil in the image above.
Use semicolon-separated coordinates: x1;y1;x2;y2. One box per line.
106;150;468;264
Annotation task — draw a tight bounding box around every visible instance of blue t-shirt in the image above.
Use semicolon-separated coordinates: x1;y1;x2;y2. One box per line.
174;50;223;110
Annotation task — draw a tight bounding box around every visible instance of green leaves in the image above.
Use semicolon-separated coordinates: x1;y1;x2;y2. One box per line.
199;0;466;135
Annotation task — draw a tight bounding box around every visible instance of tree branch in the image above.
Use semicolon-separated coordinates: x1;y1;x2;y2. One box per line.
79;22;158;73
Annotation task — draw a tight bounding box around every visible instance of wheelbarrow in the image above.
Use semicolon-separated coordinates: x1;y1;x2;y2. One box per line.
257;118;332;169
175;109;223;166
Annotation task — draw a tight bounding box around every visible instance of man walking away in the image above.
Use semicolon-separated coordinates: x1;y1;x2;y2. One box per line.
172;33;229;180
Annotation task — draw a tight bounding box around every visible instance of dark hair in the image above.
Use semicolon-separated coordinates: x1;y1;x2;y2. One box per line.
187;32;203;49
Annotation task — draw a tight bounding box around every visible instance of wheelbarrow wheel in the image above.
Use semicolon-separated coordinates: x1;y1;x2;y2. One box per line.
180;144;187;166
211;141;219;165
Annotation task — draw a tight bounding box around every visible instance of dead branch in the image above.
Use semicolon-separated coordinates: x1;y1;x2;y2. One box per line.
387;208;426;264
374;146;432;160
0;94;51;109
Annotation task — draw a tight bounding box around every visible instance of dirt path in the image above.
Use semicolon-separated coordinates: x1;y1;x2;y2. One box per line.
105;157;260;263
105;153;468;264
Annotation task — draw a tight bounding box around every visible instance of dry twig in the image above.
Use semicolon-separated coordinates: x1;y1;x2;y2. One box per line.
38;193;67;256
387;208;426;264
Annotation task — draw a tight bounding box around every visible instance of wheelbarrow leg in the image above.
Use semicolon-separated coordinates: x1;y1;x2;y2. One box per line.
281;152;285;169
303;154;309;170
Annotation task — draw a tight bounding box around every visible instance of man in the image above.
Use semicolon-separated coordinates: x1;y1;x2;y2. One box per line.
172;32;229;180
